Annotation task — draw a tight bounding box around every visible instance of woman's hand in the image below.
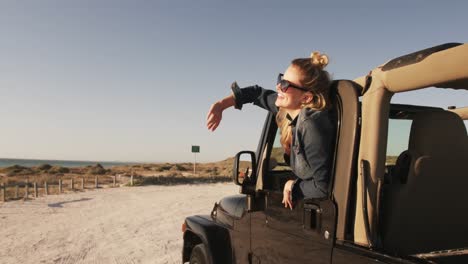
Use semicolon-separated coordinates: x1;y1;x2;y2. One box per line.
206;102;224;131
282;180;295;210
206;94;236;132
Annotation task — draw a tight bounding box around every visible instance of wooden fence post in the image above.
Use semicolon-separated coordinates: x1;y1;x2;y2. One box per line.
1;183;5;202
95;176;98;188
34;182;38;198
113;175;116;187
24;180;29;200
81;178;84;190
59;179;62;193
71;178;74;190
15;185;19;199
44;182;49;195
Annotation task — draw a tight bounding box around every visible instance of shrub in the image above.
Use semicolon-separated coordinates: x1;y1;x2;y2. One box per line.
153;166;164;172
37;164;52;171
50;166;70;174
5;165;27;171
159;165;172;171
176;164;188;171
209;167;219;176
220;168;232;177
87;163;107;175
3;165;34;176
170;164;187;171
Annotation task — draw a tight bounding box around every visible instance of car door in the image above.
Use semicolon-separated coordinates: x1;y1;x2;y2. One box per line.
249;126;336;264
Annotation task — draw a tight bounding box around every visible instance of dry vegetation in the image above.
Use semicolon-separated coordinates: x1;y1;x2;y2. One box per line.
0;158;236;190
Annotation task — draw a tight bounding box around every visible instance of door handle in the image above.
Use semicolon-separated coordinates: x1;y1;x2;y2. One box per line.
303;204;322;231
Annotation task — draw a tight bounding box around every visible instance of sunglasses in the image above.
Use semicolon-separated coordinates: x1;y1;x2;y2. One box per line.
277;73;309;92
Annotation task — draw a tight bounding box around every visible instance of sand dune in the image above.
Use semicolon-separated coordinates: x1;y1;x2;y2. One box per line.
0;183;239;264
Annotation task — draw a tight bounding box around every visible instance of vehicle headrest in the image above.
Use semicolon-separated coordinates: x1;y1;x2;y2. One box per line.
408;110;467;156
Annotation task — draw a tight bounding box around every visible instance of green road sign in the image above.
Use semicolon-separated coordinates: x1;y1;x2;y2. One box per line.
192;145;200;153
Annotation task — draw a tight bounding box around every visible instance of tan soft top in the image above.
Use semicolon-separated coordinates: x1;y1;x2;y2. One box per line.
355;43;468;93
352;43;468;248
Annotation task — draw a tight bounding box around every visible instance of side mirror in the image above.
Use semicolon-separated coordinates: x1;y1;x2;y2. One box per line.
233;151;256;186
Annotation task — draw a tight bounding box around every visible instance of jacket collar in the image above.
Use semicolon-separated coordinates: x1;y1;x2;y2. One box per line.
286;108;317;126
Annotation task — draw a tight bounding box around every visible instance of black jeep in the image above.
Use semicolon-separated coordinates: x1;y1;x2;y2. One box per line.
182;43;468;264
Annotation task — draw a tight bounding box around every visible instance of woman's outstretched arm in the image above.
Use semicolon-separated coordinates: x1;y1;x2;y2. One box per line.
206;94;236;132
207;84;278;131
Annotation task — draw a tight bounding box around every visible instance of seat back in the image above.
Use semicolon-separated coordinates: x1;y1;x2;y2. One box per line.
382;110;468;255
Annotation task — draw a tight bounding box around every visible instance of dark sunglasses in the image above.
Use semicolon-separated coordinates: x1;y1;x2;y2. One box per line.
277;73;309;92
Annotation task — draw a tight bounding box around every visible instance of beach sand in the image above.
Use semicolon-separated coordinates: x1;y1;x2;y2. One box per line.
0;183;238;264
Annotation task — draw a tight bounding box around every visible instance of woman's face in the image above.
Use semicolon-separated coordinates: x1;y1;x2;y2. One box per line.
275;65;311;112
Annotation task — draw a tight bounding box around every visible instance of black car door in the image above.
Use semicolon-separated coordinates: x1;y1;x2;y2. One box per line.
250;187;335;264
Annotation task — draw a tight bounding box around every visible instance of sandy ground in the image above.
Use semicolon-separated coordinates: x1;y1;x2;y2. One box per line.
0;183;239;264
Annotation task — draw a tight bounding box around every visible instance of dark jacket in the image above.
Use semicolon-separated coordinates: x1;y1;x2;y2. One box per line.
232;85;336;200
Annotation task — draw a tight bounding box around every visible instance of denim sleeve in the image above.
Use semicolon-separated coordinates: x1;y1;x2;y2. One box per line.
231;84;278;114
292;113;334;199
291;178;304;201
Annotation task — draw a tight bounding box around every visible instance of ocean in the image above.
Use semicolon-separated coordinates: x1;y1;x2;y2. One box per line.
0;158;138;168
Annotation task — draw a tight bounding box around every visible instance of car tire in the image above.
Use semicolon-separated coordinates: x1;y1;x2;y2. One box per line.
190;244;209;264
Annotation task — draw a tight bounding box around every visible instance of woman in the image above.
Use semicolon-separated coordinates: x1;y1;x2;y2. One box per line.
206;52;335;209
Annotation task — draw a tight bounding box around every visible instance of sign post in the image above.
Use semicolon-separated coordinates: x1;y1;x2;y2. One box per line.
191;145;200;175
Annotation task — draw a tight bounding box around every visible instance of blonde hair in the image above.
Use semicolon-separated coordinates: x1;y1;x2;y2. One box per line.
276;110;292;155
276;51;332;155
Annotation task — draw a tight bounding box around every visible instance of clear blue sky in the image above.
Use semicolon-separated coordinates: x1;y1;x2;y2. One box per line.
0;1;467;162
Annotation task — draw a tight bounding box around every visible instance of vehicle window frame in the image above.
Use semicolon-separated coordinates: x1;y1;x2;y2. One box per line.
260;114;295;192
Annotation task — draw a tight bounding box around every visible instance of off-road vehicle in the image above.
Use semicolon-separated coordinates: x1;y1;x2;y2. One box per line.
182;43;468;264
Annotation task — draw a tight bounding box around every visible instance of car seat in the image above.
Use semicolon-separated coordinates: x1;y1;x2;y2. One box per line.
381;110;468;255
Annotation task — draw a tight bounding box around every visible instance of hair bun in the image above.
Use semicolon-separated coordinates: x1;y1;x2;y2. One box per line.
310;51;329;69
